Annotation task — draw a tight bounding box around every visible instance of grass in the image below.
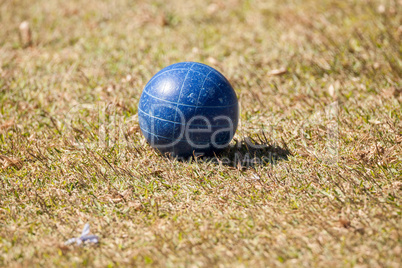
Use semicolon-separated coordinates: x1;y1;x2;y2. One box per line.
0;0;401;266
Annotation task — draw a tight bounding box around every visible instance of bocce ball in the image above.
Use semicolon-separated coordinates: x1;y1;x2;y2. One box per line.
138;62;239;157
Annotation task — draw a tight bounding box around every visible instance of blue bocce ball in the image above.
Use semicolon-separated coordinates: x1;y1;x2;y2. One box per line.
138;62;239;157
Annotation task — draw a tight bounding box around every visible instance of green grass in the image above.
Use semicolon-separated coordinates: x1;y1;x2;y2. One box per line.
0;0;401;267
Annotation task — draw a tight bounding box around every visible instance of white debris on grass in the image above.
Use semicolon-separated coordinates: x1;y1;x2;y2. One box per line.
65;223;99;246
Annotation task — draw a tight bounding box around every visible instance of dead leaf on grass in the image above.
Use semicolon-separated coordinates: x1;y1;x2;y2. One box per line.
207;57;218;65
122;74;132;83
268;67;287;76
127;126;140;135
354;227;365;235
339;218;352;229
207;3;219;15
328;84;335;97
392;181;402;190
0;119;14;130
128;201;142;210
382;87;402;99
0;155;23;170
19;21;32;47
151;170;163;176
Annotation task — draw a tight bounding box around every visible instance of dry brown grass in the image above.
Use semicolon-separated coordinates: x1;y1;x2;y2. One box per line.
0;0;401;267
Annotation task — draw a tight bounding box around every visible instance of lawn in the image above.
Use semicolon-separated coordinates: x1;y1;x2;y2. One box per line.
0;0;401;267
